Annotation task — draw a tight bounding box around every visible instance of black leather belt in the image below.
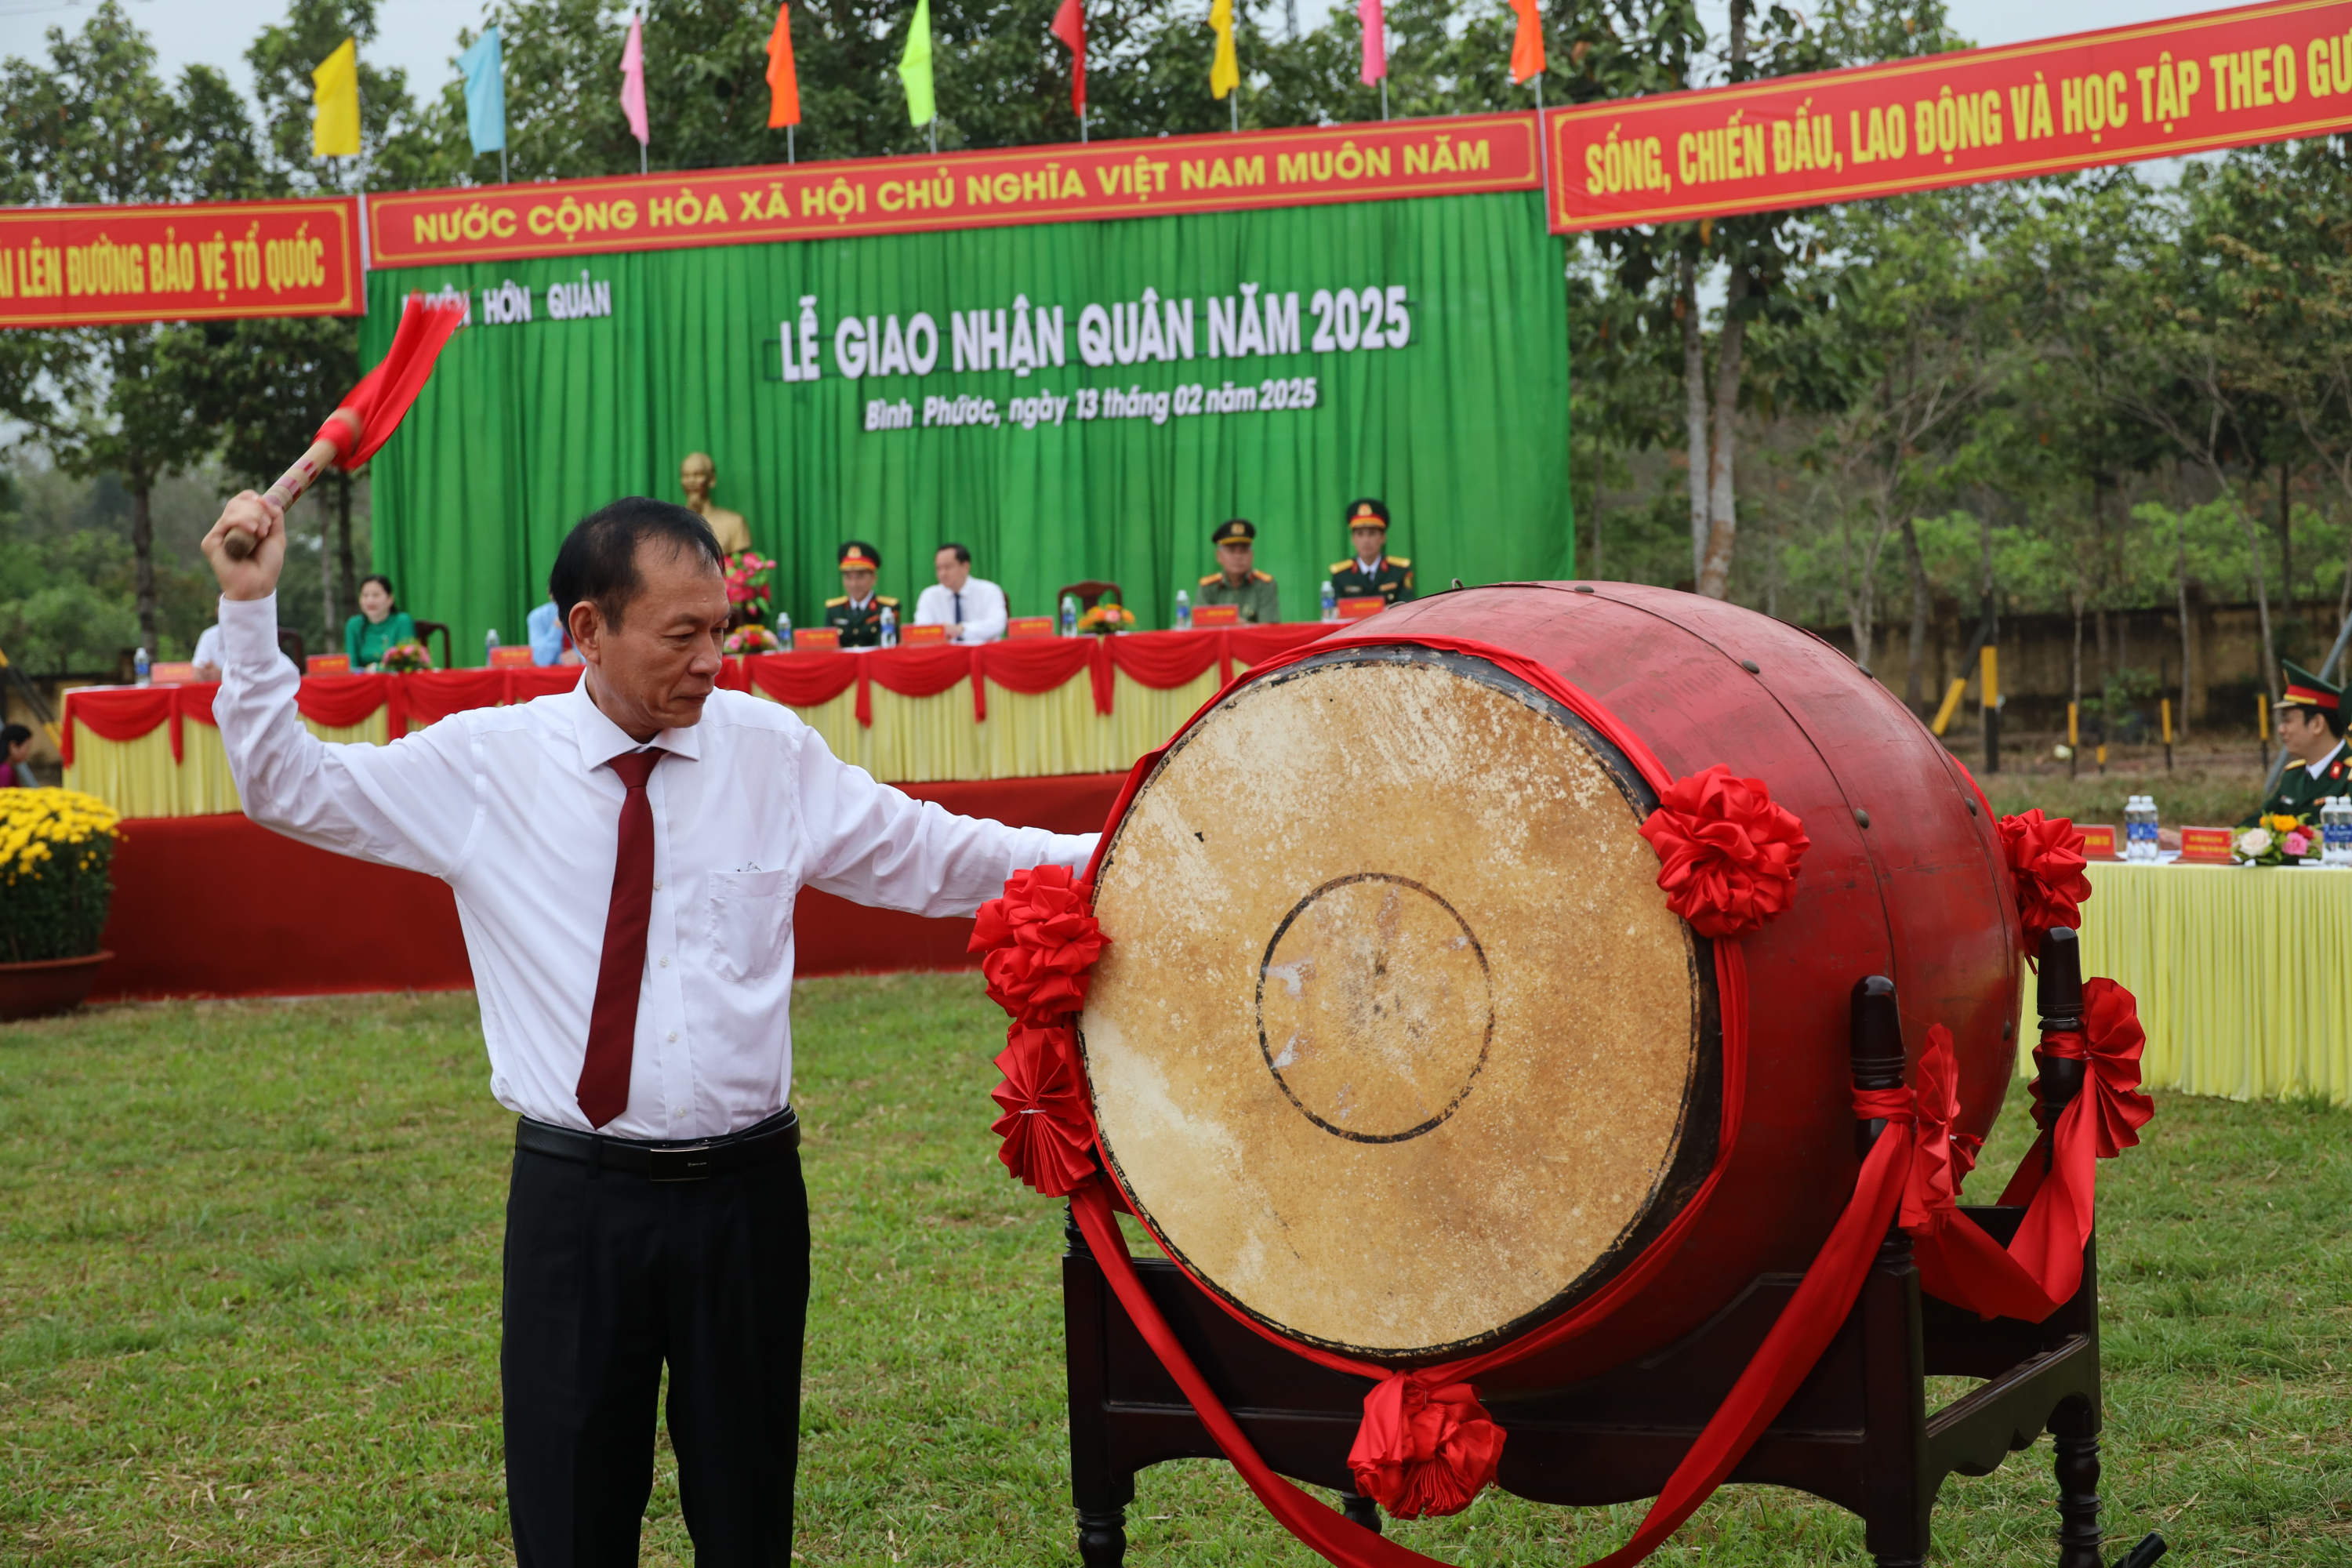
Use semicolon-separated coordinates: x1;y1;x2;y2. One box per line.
515;1106;800;1181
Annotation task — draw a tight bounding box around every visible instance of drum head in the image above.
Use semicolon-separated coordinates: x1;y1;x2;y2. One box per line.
1081;645;1719;1360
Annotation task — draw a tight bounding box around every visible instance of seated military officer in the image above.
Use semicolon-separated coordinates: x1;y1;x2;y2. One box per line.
1328;498;1414;607
825;540;897;648
2241;660;2349;825
1197;518;1280;625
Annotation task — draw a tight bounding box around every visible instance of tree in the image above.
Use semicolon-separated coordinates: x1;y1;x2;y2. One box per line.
0;2;265;652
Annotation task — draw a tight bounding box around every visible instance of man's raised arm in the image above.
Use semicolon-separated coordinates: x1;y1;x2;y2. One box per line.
203;491;481;880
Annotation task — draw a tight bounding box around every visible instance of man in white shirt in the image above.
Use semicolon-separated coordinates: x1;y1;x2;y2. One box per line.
912;543;1009;644
198;488;1095;1566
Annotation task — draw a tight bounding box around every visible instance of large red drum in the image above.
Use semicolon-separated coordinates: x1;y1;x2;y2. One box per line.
1078;583;2020;1388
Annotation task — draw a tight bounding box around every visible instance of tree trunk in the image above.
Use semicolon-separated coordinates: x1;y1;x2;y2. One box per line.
1901;516;1929;710
130;472;158;652
1680;254;1708;588
2278;461;2292;624
1696;266;1748;600
2071;591;2084;718
336;474;358;632
2175;516;2194;739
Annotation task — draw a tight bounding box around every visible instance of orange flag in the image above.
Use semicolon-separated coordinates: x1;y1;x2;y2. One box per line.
766;2;800;128
1508;0;1544;83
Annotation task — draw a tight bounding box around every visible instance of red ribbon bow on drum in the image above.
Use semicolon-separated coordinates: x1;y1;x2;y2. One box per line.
1996;810;2094;957
1347;1373;1508;1521
1849;1026;1982;1241
2024;977;2154;1163
989;1023;1099;1199
971;865;1109;1025
1637;764;1809;939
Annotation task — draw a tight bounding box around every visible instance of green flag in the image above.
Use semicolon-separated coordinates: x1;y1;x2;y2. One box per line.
898;0;935;125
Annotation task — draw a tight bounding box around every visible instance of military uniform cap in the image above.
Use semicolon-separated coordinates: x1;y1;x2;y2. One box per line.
2280;660;2342;713
1345;498;1390;528
1211;518;1258;547
837;540;883;570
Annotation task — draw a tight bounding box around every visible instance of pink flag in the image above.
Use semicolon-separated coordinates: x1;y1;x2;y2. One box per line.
619;13;649;147
1359;0;1385;84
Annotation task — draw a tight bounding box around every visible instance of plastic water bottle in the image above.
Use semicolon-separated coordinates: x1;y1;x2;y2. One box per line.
485;627;501;663
1175;588;1192;631
879;604;898;649
775;610;793;652
1060;594;1079;637
2323;797;2352;867
2125;796;2158;862
133;646;151;686
1320;580;1338;622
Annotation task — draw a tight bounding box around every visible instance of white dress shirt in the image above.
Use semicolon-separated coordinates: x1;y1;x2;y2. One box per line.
191;624;226;670
913;579;1009;644
212;593;1095;1142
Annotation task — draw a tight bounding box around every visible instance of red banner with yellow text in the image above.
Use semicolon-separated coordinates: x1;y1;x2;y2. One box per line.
0;197;360;327
1548;0;2352;230
368;114;1538;267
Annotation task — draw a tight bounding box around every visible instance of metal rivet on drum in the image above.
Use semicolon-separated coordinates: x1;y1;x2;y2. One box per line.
2003;1019;2015;1040
1853;808;1871;829
1573;585;1595;593
1452;577;1464;590
1739;659;1760;674
1965;797;1980;816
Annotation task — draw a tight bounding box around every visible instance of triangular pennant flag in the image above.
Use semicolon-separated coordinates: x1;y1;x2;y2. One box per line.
766;3;801;128
311;38;360;158
1051;0;1085;120
1509;0;1544;83
1358;0;1385;84
1208;0;1239;100
898;0;937;125
619;13;649;147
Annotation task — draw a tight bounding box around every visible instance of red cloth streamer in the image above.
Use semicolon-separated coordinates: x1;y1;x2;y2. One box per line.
1901;980;2151;1323
1996;809;2093;956
988;1022;1098;1198
1346;1374;1507;1520
1106;630;1225;693
1635;764;1810;939
868;644;982;731
59;687;176;768
296;673;393;730
398;670;506;731
327;294;468;469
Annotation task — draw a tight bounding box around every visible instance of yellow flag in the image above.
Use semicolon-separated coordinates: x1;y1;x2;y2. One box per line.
312;38;360;158
1208;0;1239;100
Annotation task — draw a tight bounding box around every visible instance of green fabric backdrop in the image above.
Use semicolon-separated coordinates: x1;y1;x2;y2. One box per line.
363;190;1571;649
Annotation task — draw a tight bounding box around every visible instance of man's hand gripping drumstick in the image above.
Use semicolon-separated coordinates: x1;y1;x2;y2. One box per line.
203;490;292;601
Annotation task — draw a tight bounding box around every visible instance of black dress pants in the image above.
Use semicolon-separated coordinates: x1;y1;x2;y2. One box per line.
502;1136;811;1567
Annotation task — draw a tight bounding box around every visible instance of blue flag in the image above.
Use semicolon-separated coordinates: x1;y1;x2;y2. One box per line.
459;27;506;156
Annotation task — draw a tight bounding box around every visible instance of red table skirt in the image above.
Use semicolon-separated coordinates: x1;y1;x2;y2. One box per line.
89;772;1130;1001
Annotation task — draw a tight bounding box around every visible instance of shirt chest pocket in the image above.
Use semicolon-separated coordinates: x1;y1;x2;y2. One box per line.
706;869;793;983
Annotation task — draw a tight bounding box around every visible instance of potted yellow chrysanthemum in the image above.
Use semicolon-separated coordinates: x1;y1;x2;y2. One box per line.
0;787;122;1020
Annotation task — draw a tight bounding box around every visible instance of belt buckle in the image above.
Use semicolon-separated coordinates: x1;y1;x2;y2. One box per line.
647;1143;717;1181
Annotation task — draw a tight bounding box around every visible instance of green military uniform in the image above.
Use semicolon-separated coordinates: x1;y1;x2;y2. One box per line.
826;539;895;649
2243;660;2349;824
823;593;898;649
1329;554;1414;606
1199;518;1281;623
1330;496;1415;607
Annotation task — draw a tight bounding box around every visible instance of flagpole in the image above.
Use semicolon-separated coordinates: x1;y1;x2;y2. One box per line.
1080;107;1087;143
789;125;796;162
1380;78;1388;120
1533;73;1548;201
929;116;938;154
1230;93;1239;132
500;147;508;183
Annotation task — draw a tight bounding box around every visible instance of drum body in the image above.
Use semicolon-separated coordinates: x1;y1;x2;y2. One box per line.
1079;584;2019;1388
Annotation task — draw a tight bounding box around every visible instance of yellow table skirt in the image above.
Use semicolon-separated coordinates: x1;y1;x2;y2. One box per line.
2069;861;2352;1105
65;667;1229;817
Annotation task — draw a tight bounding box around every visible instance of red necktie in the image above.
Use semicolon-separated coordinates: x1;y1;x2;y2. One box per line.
578;747;665;1128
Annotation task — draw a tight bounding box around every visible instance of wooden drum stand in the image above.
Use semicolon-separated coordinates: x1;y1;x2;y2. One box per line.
1059;967;2168;1568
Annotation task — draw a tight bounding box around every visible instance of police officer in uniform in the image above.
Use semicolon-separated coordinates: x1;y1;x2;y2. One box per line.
825;541;897;648
1328;498;1414;607
1197;519;1282;625
2242;660;2350;823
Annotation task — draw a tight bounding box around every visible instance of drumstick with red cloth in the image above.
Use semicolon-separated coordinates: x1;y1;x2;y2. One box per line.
220;292;468;561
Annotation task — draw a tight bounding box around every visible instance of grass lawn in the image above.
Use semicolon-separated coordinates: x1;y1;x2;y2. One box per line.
2;976;2348;1565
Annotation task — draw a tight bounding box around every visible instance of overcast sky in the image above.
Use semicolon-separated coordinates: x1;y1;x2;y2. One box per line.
0;0;2224;121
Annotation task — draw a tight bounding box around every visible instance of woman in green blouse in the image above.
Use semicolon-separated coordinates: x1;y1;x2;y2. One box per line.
345;574;419;670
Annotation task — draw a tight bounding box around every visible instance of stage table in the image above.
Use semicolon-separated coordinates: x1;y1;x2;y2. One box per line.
2071;860;2352;1105
60;624;1334;818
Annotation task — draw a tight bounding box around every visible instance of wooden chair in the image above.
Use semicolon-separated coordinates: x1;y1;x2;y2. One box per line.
408;619;456;670
1056;581;1123;612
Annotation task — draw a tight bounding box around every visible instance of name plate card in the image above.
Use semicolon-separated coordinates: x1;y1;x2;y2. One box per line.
1190;604;1240;628
307;655;353;675
149;662;200;684
2177;826;2234;865
489;644;537;668
1337;595;1386;622
1005;616;1058;640
792;627;842;652
2074;824;2119;861
899;622;949;646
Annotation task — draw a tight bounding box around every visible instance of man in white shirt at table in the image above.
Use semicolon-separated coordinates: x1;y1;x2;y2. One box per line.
912;543;1008;644
198;489;1096;1566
